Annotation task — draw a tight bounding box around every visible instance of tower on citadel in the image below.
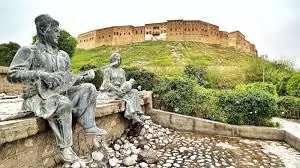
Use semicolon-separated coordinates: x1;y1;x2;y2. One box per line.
77;19;257;55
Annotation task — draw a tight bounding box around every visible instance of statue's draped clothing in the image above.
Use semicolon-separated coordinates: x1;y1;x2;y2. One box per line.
98;67;143;119
8;41;97;148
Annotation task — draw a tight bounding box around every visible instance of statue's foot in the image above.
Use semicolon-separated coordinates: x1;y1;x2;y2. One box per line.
84;126;107;136
139;114;151;121
132;113;145;125
60;147;79;163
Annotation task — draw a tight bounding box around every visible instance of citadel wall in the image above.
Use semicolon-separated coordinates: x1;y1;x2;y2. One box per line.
77;19;257;55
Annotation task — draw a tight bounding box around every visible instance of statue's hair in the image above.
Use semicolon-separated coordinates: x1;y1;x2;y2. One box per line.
109;53;122;65
34;14;59;41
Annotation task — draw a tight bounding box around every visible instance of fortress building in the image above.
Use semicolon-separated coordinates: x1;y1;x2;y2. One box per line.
77;19;257;55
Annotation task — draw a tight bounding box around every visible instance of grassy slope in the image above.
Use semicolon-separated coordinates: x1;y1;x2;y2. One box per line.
72;41;263;87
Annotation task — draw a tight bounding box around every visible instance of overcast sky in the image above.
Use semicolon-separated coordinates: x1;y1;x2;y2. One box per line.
0;0;299;68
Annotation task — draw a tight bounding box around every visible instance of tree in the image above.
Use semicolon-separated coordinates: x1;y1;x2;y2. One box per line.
32;29;77;57
0;42;20;66
287;73;300;97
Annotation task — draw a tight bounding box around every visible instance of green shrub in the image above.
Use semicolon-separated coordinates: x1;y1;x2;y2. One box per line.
0;42;20;66
153;79;200;116
287;73;300;97
218;90;278;126
79;64;103;90
184;65;209;87
123;67;160;91
276;76;291;96
236;82;277;95
195;87;223;121
277;96;300;118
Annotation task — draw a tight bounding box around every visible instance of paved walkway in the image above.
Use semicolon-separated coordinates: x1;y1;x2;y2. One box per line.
272;117;300;138
156;132;300;168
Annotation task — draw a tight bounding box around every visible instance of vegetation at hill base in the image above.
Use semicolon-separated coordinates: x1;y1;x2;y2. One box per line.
72;41;299;126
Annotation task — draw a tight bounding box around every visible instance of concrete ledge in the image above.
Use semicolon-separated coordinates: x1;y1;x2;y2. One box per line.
238;125;284;140
284;130;300;151
149;109;285;141
0;91;152;146
0;66;9;74
0;117;47;145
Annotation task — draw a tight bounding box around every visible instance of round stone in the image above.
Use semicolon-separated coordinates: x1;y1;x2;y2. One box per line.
122;156;136;166
114;144;121;151
139;162;148;168
109;157;118;167
91;151;104;162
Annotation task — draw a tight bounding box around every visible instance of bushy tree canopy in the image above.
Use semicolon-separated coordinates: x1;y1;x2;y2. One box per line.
287;73;300;97
32;29;77;57
0;42;20;66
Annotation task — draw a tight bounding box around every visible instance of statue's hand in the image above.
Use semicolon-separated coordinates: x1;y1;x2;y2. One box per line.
116;89;125;97
39;72;62;89
81;70;95;81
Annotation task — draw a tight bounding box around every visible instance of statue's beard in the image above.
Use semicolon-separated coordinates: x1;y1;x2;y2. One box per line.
47;38;59;47
38;36;58;47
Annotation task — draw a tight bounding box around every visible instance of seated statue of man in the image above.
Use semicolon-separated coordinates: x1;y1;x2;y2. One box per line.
7;14;107;163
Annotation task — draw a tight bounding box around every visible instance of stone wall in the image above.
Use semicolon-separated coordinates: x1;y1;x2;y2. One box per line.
0;92;153;168
0;66;23;95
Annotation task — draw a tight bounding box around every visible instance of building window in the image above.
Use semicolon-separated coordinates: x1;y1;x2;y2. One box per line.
170;28;172;31
109;35;111;37
116;32;118;35
175;28;177;31
164;30;166;33
188;28;190;31
150;31;151;34
102;36;104;38
129;32;130;35
141;31;143;33
146;32;148;34
185;28;187;31
124;33;125;35
136;31;138;34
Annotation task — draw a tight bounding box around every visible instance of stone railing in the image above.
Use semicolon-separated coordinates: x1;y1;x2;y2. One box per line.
0;91;153;168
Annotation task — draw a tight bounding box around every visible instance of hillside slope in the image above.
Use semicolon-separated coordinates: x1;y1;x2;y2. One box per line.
71;41;269;87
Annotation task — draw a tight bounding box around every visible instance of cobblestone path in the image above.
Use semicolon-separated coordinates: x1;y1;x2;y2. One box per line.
155;132;300;168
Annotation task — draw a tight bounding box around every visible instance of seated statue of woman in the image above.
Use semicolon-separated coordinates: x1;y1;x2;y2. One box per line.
97;53;150;124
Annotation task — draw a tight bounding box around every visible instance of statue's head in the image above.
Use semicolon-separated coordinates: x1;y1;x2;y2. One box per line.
109;53;121;67
35;14;60;46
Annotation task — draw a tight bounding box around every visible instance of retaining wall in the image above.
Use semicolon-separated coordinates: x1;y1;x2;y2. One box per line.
0;91;152;168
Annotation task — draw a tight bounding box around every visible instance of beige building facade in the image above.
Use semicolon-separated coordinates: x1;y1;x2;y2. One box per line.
77;19;257;55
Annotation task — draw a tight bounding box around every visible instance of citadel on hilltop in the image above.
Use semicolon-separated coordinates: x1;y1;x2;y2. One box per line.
77;19;257;55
